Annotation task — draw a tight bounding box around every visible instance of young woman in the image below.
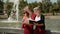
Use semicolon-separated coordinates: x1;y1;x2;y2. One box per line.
22;12;31;34
22;6;36;34
33;6;45;34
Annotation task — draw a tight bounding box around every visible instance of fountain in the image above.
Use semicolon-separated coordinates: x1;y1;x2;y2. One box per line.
0;0;21;27
8;0;20;22
0;0;20;22
0;0;22;34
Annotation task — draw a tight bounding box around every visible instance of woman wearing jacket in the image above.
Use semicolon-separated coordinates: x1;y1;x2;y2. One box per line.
22;6;36;34
33;6;46;34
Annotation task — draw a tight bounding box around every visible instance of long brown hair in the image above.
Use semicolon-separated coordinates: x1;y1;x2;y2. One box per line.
23;12;29;18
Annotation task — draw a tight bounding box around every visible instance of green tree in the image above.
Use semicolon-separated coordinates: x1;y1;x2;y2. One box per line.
52;3;59;15
57;0;60;13
19;0;28;16
6;0;13;17
0;0;4;14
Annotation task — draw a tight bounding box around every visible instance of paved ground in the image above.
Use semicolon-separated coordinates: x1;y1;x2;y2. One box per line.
0;29;60;34
20;30;60;34
0;16;60;34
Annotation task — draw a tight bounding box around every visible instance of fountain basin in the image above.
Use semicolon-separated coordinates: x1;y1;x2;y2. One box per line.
0;20;22;34
0;21;21;28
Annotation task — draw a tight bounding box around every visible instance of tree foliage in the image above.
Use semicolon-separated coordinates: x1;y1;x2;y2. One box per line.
0;0;60;15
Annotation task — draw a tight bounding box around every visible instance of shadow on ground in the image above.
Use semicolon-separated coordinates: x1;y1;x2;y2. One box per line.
46;30;52;34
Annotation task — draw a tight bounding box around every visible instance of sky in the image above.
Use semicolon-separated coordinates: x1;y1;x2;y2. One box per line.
26;0;57;3
4;0;57;3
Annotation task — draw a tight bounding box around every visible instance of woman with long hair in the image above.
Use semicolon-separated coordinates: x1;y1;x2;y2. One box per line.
22;6;36;34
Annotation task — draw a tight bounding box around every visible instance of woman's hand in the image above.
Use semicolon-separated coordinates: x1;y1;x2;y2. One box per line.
23;18;29;25
34;23;43;26
34;23;38;26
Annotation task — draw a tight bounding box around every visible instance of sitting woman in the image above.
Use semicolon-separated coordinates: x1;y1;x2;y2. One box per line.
33;6;45;34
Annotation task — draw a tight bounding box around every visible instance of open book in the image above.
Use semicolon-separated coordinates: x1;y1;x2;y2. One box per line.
29;18;40;24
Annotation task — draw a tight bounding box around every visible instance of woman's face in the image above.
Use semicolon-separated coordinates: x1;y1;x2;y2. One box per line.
24;6;30;12
23;12;29;18
34;9;40;15
23;13;27;16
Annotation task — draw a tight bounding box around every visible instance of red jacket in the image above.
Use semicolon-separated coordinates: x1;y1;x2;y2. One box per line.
22;13;36;34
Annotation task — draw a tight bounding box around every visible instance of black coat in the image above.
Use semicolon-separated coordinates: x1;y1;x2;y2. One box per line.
35;14;45;30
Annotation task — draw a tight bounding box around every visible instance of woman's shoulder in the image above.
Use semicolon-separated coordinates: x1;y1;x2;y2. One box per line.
31;13;36;20
31;13;36;16
41;14;45;17
41;14;45;19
